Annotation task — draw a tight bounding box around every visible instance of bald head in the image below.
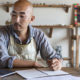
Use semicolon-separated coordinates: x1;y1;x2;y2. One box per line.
14;0;33;8
13;0;33;13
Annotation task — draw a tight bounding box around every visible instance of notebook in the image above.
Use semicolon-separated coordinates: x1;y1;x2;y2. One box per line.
0;69;16;77
16;69;47;79
16;68;69;79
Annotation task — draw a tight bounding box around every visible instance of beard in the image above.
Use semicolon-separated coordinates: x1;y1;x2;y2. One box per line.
13;23;28;33
13;22;22;31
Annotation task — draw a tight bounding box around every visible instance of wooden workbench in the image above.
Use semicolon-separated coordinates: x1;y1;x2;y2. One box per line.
0;67;80;80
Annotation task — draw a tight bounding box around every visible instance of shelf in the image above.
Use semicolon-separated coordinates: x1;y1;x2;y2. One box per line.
0;3;71;12
33;25;73;29
33;4;71;12
33;4;71;8
33;25;73;37
63;57;71;60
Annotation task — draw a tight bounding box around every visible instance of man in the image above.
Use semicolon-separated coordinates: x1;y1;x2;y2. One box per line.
0;0;62;70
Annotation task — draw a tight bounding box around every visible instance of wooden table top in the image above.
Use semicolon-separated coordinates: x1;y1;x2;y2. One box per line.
0;67;80;80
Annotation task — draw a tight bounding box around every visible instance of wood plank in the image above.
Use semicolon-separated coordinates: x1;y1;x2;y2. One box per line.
33;25;73;29
76;27;79;69
69;28;74;67
49;28;53;37
63;58;71;60
0;3;71;8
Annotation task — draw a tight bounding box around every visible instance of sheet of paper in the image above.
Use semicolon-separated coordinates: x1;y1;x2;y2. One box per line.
71;76;80;80
16;68;80;80
39;69;69;76
16;69;47;79
27;75;80;80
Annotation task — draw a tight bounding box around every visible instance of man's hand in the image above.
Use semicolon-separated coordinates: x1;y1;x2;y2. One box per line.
47;58;62;71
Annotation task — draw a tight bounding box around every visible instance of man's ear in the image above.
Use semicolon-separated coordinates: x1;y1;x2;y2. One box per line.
31;16;35;22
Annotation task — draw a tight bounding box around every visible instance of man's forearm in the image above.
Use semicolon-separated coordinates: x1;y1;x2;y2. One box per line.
13;59;35;68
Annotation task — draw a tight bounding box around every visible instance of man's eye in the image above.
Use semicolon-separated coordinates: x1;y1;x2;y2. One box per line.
20;16;25;18
12;15;16;17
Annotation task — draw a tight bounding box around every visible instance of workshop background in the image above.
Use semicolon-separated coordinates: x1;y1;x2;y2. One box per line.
0;0;80;67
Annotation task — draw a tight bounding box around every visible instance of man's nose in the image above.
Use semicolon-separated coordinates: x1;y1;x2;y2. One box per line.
16;15;20;23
